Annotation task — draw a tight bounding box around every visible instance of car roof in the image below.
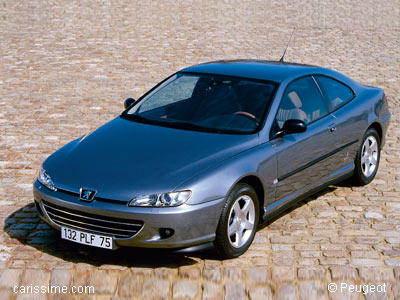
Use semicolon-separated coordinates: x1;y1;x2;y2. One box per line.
181;60;333;83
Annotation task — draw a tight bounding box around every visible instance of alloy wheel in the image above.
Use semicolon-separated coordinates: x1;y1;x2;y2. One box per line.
361;135;378;178
227;195;255;248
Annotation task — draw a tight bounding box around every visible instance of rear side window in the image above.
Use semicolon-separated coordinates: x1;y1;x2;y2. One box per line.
315;76;354;111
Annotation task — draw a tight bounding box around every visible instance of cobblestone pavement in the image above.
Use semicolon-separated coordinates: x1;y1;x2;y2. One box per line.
1;0;400;299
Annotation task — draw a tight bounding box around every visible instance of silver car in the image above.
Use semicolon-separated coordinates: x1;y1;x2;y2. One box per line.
33;60;391;258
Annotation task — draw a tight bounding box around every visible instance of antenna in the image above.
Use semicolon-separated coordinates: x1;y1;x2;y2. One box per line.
279;28;296;63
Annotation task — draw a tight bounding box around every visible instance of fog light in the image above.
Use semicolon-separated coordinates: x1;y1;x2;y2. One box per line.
159;228;174;239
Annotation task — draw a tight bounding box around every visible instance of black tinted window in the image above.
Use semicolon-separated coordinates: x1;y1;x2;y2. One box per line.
276;76;328;127
315;76;354;110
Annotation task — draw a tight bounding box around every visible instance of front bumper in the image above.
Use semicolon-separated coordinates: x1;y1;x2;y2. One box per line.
33;180;225;249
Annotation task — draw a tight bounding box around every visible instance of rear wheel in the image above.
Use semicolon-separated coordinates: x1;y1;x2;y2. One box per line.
214;183;259;258
352;128;380;185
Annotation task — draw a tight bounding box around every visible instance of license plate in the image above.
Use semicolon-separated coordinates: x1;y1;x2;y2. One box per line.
61;226;115;250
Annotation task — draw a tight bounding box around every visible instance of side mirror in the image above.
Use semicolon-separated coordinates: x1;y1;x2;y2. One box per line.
276;119;307;137
124;98;136;109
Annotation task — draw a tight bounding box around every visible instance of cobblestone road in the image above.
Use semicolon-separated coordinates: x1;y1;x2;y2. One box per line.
1;1;400;299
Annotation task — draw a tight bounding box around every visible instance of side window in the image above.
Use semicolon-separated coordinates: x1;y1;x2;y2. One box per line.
315;75;354;110
275;76;328;127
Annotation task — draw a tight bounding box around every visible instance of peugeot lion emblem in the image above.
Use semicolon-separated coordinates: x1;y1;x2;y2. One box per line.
79;188;97;202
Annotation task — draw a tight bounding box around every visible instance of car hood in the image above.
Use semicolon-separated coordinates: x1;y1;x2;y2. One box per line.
44;117;258;202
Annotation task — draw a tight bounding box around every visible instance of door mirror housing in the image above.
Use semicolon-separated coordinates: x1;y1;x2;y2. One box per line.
124;98;136;109
276;119;307;137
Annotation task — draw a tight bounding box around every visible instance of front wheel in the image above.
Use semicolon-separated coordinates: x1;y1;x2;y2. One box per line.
214;183;259;259
352;128;381;185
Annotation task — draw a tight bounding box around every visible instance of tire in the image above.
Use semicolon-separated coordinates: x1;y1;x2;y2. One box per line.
352;128;381;186
214;183;260;259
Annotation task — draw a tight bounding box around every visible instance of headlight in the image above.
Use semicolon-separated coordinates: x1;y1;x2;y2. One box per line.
37;167;56;191
128;190;191;207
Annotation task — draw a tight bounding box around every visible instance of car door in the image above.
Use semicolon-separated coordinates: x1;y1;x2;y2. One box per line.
314;75;362;170
268;76;337;210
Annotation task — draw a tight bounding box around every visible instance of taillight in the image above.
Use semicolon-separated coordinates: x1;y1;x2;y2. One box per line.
384;94;388;105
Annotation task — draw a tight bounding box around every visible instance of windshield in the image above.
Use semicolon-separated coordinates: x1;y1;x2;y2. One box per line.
124;72;276;134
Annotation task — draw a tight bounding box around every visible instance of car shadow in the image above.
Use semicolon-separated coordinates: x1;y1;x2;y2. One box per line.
333;177;355;187
4;185;342;266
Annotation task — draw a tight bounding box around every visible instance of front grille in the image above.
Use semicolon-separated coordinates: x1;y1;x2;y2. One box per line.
42;201;143;239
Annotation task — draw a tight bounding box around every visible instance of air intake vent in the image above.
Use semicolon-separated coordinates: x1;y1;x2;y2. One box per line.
42;201;143;239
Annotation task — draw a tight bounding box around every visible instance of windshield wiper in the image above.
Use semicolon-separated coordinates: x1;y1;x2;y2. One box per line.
121;114;224;133
120;114;153;124
158;119;217;132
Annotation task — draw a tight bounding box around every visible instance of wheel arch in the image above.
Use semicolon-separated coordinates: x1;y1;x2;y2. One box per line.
367;122;383;146
235;175;265;223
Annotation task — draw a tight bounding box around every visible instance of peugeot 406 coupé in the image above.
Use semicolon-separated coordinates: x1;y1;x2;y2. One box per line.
33;60;391;258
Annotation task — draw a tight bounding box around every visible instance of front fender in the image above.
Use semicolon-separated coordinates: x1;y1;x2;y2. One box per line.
176;142;277;206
